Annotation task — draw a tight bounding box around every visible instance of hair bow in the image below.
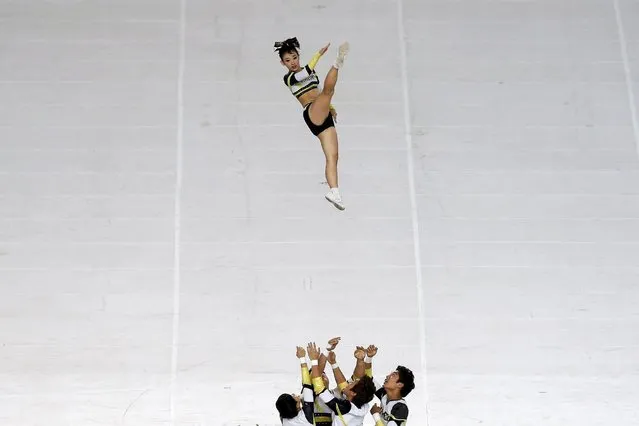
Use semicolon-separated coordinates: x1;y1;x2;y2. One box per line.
274;37;299;50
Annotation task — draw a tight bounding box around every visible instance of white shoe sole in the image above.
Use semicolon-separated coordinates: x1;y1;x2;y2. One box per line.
325;195;346;211
334;42;349;69
338;42;350;58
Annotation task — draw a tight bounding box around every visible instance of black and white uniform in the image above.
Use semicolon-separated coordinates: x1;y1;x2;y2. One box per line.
373;381;409;426
314;383;366;425
284;65;320;98
315;387;369;426
283;66;335;136
313;388;335;426
283;383;315;425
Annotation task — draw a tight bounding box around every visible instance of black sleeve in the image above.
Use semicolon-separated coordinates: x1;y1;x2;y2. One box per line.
387;402;409;425
300;383;315;423
317;388;352;416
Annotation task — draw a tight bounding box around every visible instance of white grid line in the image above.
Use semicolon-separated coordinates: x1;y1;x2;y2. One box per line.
170;0;186;424
397;0;430;423
612;0;639;161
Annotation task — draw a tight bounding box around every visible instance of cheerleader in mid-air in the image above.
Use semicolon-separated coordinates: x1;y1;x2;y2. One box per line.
274;37;349;210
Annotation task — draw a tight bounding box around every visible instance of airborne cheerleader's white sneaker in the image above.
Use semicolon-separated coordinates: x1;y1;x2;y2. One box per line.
325;188;345;210
333;41;349;69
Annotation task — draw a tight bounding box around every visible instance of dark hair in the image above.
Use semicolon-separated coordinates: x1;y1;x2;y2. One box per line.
396;365;415;397
350;376;376;408
274;37;300;59
276;393;298;419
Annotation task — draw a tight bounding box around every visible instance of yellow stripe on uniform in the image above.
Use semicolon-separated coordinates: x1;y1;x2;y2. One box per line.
312;377;326;394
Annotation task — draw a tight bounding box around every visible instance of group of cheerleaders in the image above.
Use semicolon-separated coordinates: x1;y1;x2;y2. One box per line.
273;337;414;425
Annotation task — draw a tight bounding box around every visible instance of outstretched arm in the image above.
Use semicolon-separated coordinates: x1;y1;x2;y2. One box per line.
318;351;328;377
363;345;387;402
296;346;315;423
318;336;341;382
365;345;377;379
308;43;330;69
327;350;348;392
308;342;353;416
352;346;366;380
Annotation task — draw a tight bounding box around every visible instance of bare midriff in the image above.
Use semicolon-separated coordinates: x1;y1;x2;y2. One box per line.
297;88;320;107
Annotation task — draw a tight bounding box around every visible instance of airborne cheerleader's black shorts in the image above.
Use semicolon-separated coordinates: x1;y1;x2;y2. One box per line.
303;102;335;136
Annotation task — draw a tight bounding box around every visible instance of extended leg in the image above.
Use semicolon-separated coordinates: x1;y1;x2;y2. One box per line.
308;42;349;126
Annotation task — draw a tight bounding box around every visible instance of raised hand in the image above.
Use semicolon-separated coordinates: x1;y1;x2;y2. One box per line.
307;342;321;361
354;346;366;360
326;336;341;351
366;344;378;358
319;43;331;55
329;105;338;122
296;346;306;358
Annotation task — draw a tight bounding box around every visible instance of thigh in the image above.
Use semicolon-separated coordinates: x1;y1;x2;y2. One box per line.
308;92;332;126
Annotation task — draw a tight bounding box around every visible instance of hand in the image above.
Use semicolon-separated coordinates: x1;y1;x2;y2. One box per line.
319;43;330;55
296;346;306;358
354;346;366;361
307;342;321;361
329;106;337;122
366;345;378;358
370;403;382;414
327;350;337;365
326;336;341;351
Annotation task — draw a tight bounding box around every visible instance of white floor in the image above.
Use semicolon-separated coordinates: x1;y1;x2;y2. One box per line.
1;0;639;425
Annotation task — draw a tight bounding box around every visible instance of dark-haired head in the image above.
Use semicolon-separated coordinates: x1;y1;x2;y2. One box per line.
275;393;299;419
396;366;415;397
383;365;415;397
342;376;376;408
274;37;301;72
274;37;300;59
